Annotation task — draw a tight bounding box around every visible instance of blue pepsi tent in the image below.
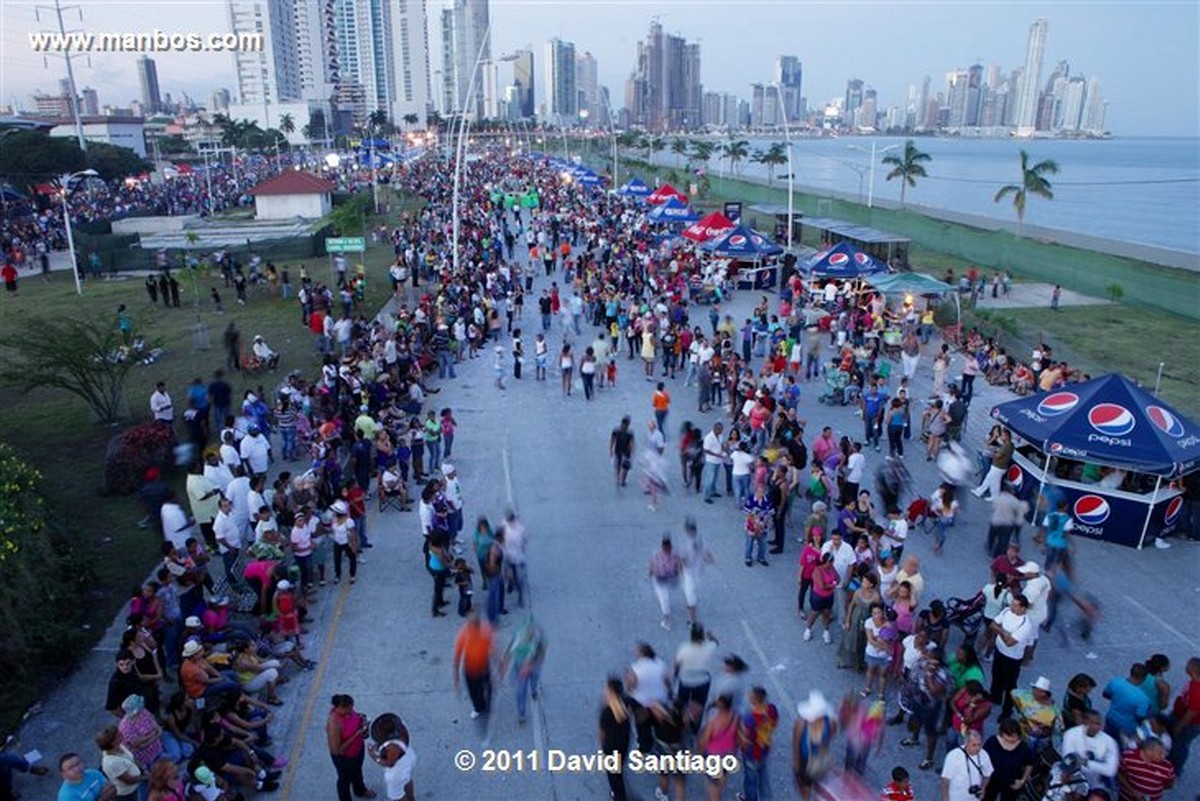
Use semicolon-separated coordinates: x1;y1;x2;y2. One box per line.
699;225;784;258
804;241;887;278
647;196;700;223
991;373;1200;549
618;177;652;198
991;373;1200;478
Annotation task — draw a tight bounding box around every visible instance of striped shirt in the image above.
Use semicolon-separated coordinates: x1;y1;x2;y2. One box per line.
1117;749;1175;801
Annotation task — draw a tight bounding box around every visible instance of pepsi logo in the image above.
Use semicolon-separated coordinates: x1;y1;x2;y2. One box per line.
750;235;763;245
1088;404;1135;437
1049;442;1064;453
829;253;849;266
1006;464;1023;491
1147;405;1185;438
1163;496;1183;526
1073;495;1111;526
1037;392;1079;417
854;252;872;265
728;235;747;246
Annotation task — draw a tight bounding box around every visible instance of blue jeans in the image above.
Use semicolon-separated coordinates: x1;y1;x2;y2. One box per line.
933;517;953;550
279;426;296;460
1170;722;1199;775
514;665;541;721
744;535;767;563
506;562;529;608
426;440;442;472
741;754;770;801
703;463;722;500
735;473;752;503
486;577;505;625
437;350;456;379
444;433;455;459
161;731;196;763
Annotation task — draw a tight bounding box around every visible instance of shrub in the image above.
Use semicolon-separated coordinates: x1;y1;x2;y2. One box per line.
0;443;93;713
103;421;176;495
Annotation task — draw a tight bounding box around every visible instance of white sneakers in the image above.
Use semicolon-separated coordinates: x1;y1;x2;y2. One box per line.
1154;537;1172;550
822;629;832;644
803;628;812;641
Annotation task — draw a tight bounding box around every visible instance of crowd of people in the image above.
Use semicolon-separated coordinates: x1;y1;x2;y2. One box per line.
2;140;1196;801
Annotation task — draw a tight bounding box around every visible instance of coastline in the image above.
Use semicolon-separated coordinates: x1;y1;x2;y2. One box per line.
605;153;1200;320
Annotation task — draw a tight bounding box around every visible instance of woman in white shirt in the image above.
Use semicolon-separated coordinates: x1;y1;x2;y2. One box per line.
674;624;719;730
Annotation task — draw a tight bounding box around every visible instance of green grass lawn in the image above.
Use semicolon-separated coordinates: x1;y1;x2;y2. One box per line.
0;188;422;728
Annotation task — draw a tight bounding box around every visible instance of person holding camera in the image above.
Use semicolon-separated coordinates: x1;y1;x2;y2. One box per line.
940;729;993;801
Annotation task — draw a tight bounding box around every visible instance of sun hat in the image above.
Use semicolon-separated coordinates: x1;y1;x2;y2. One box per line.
182;640;203;658
797;690;831;721
331;500;349;516
1032;676;1052;692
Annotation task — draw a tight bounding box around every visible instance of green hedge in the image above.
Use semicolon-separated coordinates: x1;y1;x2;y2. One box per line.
0;443;93;719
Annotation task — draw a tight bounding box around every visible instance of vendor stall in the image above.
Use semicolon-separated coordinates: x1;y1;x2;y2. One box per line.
700;224;783;289
990;374;1200;549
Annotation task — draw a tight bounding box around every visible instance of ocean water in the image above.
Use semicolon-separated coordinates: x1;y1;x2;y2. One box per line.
666;136;1200;255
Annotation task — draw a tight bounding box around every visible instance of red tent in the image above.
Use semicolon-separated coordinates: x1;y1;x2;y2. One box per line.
681;211;735;242
646;183;688;205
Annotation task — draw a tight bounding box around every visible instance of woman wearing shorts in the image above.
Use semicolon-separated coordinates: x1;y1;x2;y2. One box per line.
803;553;840;644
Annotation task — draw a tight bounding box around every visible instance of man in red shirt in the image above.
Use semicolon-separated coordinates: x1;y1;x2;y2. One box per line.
1168;656;1200;774
1118;738;1175;801
453;613;495;720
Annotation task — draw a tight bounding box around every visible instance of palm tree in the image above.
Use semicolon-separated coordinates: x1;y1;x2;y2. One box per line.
994;149;1059;232
648;136;665;167
881;139;931;207
723;139;750;177
403;113;419;131
368;109;390;134
690;140;715;173
278;113;295;136
757;142;788;186
670;137;689;168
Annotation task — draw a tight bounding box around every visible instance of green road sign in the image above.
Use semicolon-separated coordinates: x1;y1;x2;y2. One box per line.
325;237;366;253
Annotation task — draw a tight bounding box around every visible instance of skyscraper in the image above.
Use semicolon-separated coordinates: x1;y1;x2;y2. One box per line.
81;87;99;115
775;55;802;122
1014;18;1047;136
625;21;701;132
453;0;490;119
227;0;336;107
137;56;162;114
843;78;863;129
512;49;534;118
575;51;598;124
543;37;577;123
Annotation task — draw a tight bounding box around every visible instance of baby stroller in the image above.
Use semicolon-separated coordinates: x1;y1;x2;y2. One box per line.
906;497;932;533
945;591;987;640
1021;750;1089;801
818;369;850;405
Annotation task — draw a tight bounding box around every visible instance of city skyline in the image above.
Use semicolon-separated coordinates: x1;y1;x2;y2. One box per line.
1;1;1196;137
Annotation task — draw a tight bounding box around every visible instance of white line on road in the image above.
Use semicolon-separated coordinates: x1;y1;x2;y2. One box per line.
741;618;797;715
1122;594;1197;646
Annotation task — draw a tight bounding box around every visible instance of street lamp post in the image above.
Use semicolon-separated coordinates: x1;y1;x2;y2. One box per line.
849;142;899;209
770;83;794;251
58;168;98;296
451;22;493;274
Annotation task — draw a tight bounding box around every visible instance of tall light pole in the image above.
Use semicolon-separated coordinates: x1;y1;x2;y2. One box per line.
452;21;493;274
57;168;97;295
849;142;899;209
770;82;794;251
598;88;618;189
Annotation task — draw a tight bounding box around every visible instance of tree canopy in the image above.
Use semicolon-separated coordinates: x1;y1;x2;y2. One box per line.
0;130;87;188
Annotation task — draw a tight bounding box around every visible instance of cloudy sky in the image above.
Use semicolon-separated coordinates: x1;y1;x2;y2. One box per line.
1;0;1196;136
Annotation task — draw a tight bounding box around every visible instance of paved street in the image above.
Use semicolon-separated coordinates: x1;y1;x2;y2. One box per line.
15;238;1200;801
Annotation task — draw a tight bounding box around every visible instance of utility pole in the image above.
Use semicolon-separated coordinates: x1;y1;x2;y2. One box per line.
36;0;88;152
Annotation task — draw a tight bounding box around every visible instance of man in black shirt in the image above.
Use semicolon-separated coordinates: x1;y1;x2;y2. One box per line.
104;650;145;718
609;416;635;488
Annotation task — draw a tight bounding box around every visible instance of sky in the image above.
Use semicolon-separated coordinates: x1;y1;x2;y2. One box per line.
1;0;1197;137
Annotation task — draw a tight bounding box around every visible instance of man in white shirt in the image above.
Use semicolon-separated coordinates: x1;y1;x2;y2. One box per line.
251;335;280;370
224;474;252;544
187;461;222;550
213;497;242;583
844;442;866;497
883;506;909;558
701;422;726;503
941;730;993;801
150;382;174;424
1061;711;1118;791
219;432;243;477
202;451;234;493
821;531;857;585
239;426;271;479
499;510;528;608
989;593;1034;718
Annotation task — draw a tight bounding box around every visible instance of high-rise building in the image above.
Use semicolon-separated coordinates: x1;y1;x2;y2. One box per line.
915;75;931;131
386;0;432;127
137;56;162;114
964;64;984;127
858;88;877;130
543;38;577;123
1082;77;1105;134
453;0;490;119
750;83;765;128
227;0;336;107
437;7;456;114
843;78;863;129
81;87;99;116
625;21;701;132
210;88;232;113
575;51;598;124
511;49;534;118
1059;76;1086;131
775;55;802;123
1014;18;1047;136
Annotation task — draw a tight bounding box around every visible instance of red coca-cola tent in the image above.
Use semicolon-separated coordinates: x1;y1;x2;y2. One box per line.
682;211;735;242
646;183;688;205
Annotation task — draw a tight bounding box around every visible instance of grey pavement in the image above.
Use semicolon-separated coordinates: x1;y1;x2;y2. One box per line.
12;236;1200;801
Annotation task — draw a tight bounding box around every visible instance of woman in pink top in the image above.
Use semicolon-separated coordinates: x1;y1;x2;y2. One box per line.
798;528;824;614
327;694;375;801
699;694;738;801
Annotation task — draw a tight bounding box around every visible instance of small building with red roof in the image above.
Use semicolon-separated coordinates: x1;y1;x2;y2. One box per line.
247;170;336;220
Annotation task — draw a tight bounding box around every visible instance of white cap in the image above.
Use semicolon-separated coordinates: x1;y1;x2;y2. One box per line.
184;616;202;628
1032;676;1052;692
331;500;349;515
276;579;293;591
